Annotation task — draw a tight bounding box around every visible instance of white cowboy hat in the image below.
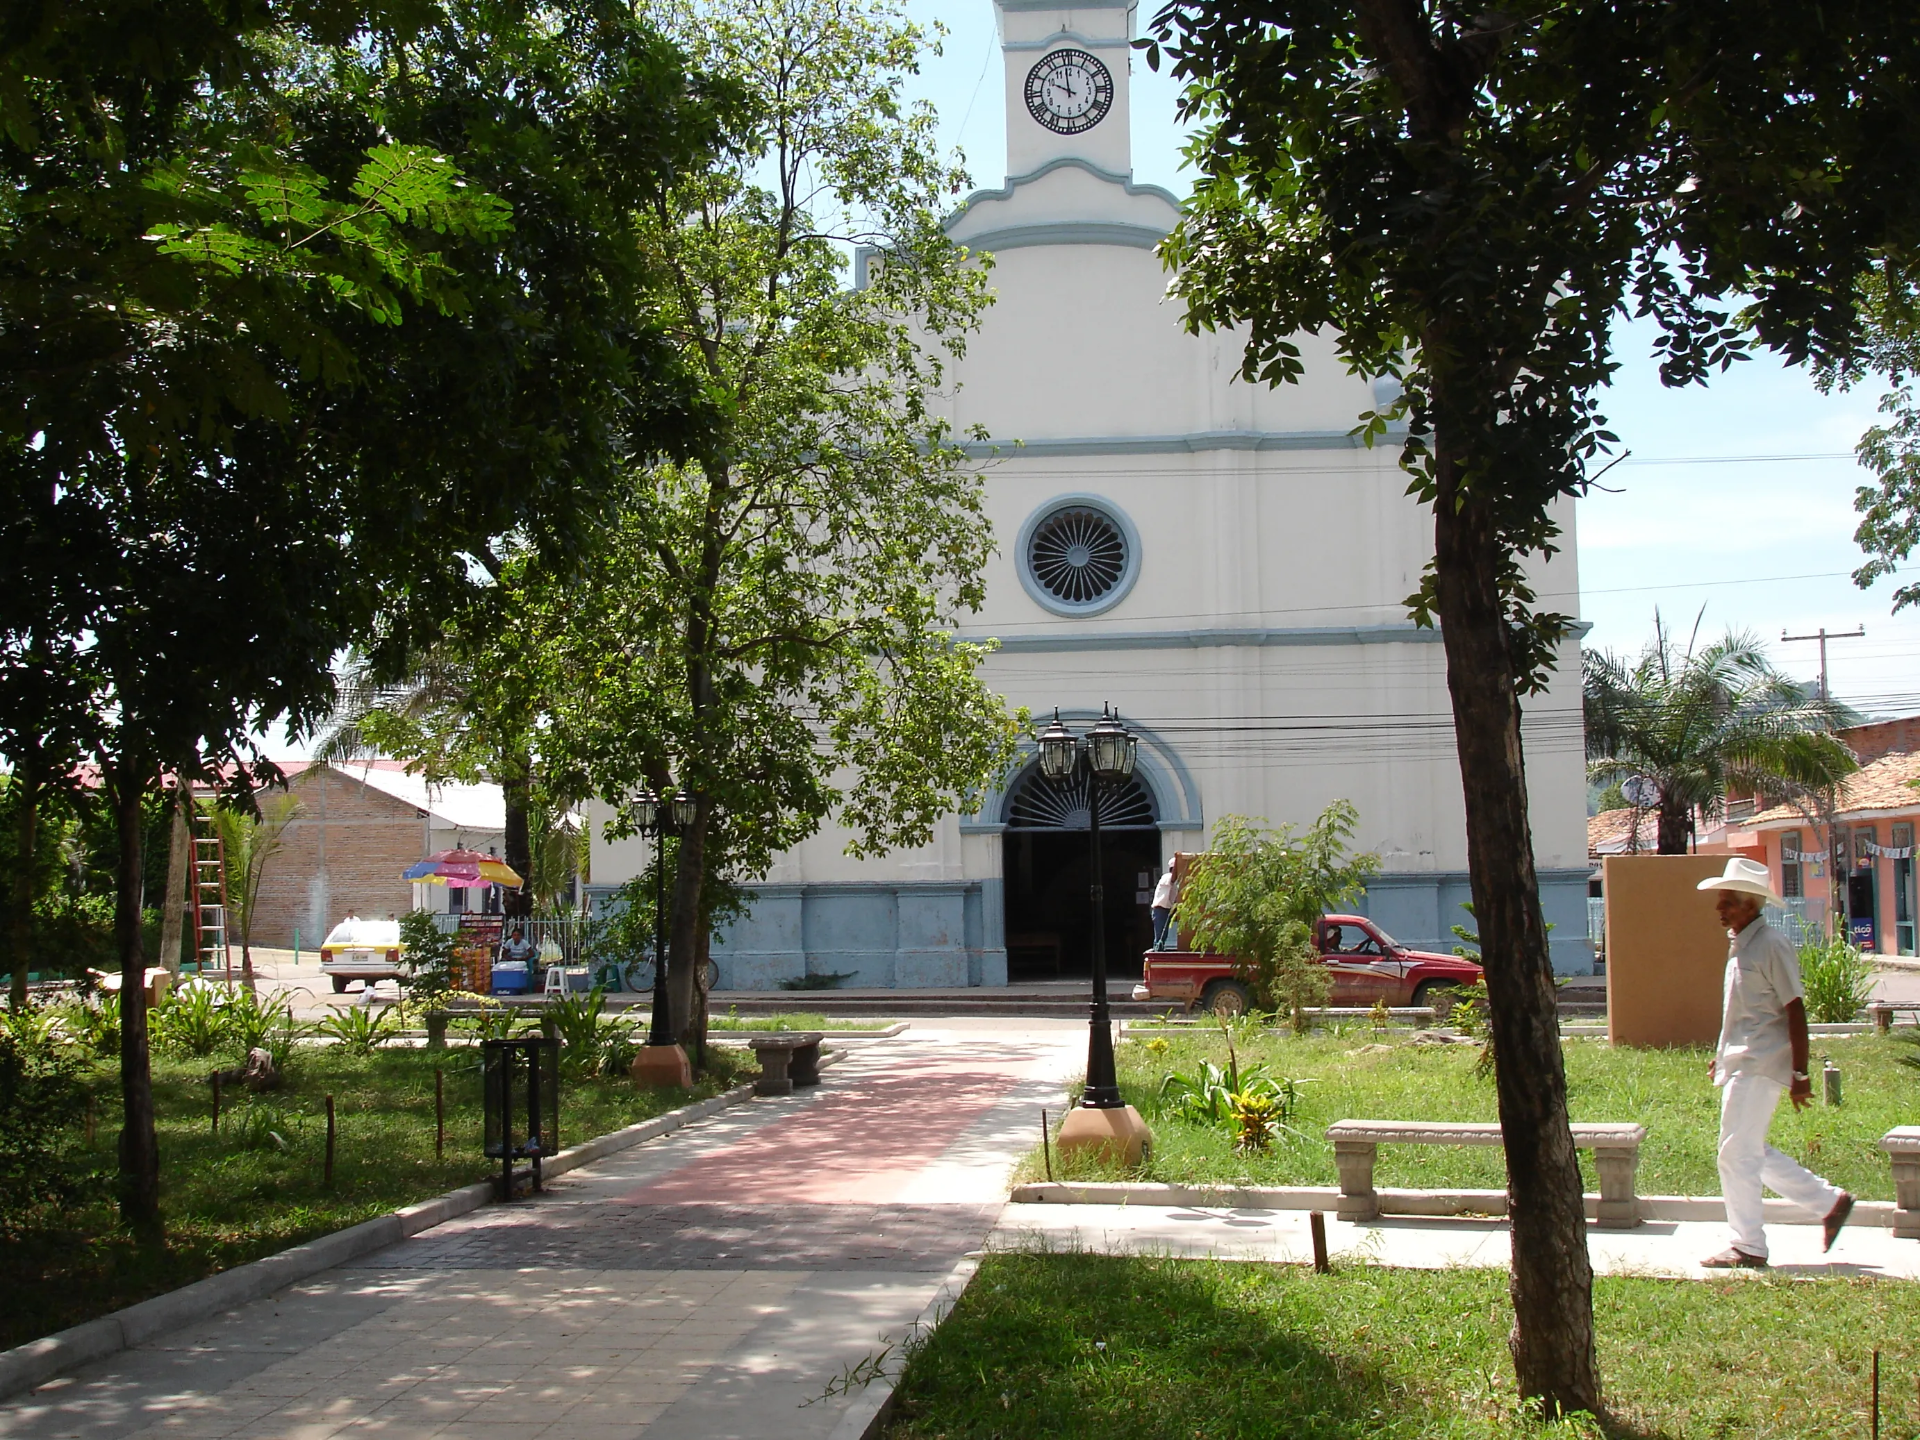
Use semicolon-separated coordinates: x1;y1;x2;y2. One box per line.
1695;856;1782;904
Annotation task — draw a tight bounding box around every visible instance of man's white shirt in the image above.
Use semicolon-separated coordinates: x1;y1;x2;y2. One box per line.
1714;916;1804;1088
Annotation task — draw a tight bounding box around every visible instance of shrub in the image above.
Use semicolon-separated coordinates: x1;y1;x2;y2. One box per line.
1799;934;1874;1024
397;909;458;1005
1175;805;1378;1032
225;988;300;1058
151;984;227;1057
316;1005;399;1053
548;987;634;1079
56;992;119;1057
0;1019;103;1228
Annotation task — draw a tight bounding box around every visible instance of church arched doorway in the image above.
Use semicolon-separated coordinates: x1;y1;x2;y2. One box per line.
1002;761;1162;982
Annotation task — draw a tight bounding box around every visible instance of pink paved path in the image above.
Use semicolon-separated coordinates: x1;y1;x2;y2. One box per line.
619;1053;1049;1204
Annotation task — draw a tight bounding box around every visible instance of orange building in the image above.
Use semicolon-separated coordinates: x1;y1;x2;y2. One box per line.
1735;749;1920;957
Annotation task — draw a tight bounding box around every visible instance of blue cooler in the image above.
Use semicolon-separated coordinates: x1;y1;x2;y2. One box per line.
491;961;531;995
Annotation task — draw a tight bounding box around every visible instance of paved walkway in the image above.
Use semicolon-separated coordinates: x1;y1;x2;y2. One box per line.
0;1024;1083;1440
995;1201;1920;1280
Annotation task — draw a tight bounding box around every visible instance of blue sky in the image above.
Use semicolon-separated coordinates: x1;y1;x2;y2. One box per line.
904;0;1920;716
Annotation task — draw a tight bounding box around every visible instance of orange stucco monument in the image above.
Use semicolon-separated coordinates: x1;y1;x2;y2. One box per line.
1603;854;1733;1047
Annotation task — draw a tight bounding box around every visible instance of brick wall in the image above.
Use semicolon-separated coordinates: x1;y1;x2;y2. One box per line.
250;768;431;949
1840;716;1920;765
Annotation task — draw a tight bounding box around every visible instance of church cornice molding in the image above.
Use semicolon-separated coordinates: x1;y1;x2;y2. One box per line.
952;619;1591;652
960;219;1166;252
956;623;1446;654
951;427;1408;457
1003;30;1131;50
946;156;1181;230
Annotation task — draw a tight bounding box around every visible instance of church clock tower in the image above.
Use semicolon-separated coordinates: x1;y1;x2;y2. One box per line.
999;0;1135;176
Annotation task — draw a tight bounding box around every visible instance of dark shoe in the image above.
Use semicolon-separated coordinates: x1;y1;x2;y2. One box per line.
1823;1192;1854;1252
1700;1248;1769;1269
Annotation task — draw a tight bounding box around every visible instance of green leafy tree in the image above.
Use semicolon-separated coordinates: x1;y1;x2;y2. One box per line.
1819;266;1920;610
545;0;1022;1052
1138;0;1920;1411
2;0;723;1231
1175;804;1379;1033
1584;614;1858;854
397;909;459;1008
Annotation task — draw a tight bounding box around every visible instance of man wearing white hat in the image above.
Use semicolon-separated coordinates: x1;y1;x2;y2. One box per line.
1697;856;1853;1267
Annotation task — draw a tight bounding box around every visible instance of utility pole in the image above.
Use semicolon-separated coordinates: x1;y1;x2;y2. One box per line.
1780;625;1865;701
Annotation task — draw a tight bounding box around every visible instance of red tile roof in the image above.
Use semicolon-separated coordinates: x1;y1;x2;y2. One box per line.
1589;807;1658;856
1745;749;1920;827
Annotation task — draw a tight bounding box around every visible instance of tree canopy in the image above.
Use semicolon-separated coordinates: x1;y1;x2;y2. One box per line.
1141;0;1920;1414
540;0;1021;1048
1;0;727;1228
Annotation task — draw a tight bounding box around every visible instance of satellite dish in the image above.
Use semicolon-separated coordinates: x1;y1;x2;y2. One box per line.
1622;776;1660;807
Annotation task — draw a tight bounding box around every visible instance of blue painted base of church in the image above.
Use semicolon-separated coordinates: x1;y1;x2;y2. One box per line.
707;881;1007;990
591;868;1593;990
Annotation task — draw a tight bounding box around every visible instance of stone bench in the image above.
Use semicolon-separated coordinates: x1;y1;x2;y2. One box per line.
1883;1127;1920;1239
1326;1119;1648;1228
748;1033;824;1096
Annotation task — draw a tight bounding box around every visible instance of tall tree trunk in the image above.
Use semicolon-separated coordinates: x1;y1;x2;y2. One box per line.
1432;472;1598;1415
107;760;162;1236
1656;802;1692;855
8;765;39;1012
500;760;533;921
667;798;709;1048
157;791;190;977
690;911;712;1071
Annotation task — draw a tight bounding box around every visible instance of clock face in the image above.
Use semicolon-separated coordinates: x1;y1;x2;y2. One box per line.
1024;49;1114;135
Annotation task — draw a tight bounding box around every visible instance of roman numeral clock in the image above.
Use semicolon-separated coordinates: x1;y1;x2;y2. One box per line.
1024;48;1114;135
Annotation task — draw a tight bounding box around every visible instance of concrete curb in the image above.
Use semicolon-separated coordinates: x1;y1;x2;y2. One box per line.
827;1251;983;1440
1009;1181;1901;1229
0;1082;756;1403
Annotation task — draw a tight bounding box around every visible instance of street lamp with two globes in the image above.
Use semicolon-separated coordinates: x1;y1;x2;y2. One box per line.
627;786;699;1088
1036;705;1153;1164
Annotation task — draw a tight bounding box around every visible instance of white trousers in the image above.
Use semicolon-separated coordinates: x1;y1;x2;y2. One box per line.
1717;1069;1842;1259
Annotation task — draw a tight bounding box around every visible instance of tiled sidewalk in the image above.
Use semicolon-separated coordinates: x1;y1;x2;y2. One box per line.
0;1032;1081;1440
993;1199;1920;1279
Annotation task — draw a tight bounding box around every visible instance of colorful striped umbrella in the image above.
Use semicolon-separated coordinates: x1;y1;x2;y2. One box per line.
404;848;523;889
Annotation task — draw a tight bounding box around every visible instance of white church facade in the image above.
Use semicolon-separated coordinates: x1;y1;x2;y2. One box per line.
591;0;1594;983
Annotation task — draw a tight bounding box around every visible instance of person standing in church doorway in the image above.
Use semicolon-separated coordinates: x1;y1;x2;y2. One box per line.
1151;857;1178;950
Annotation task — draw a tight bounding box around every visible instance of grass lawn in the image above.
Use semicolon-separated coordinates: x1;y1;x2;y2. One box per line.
886;1253;1920;1439
1026;1028;1920;1200
0;1043;748;1353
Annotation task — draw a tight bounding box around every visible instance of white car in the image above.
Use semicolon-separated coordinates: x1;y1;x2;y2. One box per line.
319;919;404;993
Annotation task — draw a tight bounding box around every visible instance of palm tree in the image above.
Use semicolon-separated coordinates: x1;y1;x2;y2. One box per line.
1584;613;1860;854
314;647;541;919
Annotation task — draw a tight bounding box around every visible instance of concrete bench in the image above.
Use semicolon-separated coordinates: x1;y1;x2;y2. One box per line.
1326;1119;1648;1228
748;1033;824;1096
1883;1127;1920;1239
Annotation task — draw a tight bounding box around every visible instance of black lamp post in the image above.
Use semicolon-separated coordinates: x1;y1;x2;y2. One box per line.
1037;705;1138;1111
629;787;699;1047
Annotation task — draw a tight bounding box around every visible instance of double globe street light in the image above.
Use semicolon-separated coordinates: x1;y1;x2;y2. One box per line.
628;786;699;1088
1036;706;1153;1165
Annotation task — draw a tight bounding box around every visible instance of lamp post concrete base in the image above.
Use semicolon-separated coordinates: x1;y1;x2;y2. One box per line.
1055;1104;1152;1167
631;1044;692;1089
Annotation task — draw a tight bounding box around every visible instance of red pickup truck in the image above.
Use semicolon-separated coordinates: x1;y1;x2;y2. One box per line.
1131;913;1483;1016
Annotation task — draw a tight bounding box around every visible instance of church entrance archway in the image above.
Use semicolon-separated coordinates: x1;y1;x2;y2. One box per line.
1002;762;1161;982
